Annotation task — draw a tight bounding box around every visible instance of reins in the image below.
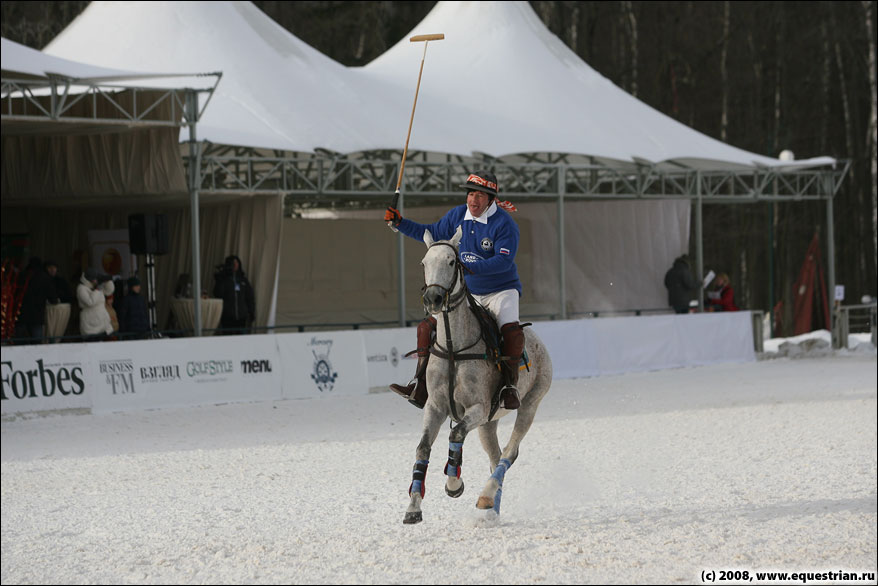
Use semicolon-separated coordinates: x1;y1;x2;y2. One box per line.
423;241;496;423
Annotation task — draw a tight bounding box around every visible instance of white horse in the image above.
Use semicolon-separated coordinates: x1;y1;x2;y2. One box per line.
403;226;553;524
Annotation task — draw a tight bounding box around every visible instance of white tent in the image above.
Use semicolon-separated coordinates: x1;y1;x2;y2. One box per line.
30;1;842;326
363;1;834;169
43;0;470;155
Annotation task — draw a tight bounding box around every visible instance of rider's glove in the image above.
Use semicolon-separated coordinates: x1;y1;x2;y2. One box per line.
384;206;402;228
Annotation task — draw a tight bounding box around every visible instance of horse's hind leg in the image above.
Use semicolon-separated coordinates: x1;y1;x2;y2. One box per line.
476;400;540;513
444;404;486;499
404;406;445;524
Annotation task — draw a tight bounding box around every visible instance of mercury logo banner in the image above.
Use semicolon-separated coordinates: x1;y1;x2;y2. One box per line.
1;359;85;400
308;337;338;392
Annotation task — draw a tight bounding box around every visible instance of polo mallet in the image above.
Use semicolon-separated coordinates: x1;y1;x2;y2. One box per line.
387;33;445;231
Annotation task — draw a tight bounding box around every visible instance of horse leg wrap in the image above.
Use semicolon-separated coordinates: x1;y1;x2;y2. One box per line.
409;459;429;498
491;458;511;514
491;458;511;485
444;442;463;479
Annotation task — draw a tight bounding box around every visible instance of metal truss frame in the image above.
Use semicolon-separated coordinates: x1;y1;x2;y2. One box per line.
189;147;849;205
1;74;220;129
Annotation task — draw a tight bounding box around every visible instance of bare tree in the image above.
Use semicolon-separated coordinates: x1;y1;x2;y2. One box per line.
621;1;638;98
864;0;877;277
720;0;729;142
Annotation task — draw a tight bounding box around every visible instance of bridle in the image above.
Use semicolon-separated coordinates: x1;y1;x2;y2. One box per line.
422;242;468;312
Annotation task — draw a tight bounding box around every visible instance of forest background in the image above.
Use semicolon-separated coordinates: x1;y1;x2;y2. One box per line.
2;1;875;334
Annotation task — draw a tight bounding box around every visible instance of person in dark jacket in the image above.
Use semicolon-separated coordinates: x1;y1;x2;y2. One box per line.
118;277;150;339
43;260;74;304
16;256;58;343
212;255;255;335
664;254;699;314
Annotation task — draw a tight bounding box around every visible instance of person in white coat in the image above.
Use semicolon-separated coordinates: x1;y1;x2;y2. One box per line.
77;268;115;339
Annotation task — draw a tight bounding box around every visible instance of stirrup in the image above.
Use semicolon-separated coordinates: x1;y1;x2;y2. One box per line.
499;385;520;410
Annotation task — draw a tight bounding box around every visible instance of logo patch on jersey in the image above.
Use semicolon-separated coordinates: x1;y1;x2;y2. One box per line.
499;247;510;255
460;252;484;264
480;237;494;252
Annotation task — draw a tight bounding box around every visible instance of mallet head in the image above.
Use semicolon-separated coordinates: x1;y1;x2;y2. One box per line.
410;34;445;42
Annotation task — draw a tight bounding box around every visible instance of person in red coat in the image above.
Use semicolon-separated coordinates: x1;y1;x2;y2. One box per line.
706;273;739;311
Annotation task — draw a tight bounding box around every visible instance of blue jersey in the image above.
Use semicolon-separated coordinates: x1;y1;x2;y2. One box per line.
397;203;522;296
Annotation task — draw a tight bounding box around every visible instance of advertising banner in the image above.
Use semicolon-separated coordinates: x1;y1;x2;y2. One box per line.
88;336;282;414
276;330;368;399
1;343;91;414
361;326;416;391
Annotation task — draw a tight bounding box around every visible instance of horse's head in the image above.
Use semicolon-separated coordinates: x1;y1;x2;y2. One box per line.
421;226;463;313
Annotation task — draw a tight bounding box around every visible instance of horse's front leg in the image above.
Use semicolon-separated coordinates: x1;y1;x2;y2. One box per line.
444;403;486;499
404;405;445;524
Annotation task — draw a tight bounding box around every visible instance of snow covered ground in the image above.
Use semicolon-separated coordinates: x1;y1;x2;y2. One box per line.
2;334;876;585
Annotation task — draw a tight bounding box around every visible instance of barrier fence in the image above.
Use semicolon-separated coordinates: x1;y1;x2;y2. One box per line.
2;311;757;416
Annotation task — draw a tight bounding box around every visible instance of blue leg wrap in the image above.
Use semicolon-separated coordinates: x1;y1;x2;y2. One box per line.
409;459;429;498
492;486;503;514
491;459;510;514
491;458;511;484
444;442;463;479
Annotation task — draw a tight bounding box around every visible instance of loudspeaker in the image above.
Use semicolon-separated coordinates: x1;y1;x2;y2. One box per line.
128;214;169;255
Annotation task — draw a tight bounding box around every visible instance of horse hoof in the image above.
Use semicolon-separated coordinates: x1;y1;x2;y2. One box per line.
403;511;423;524
445;480;464;498
476;496;494;510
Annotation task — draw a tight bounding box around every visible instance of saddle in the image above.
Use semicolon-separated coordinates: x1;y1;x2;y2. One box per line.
464;293;531;418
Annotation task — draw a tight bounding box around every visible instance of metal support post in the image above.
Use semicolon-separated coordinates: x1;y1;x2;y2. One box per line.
186;91;203;336
826;193;837;348
695;171;704;312
558;166;567;320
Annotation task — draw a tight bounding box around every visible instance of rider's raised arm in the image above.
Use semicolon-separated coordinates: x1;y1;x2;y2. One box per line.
396;205;466;244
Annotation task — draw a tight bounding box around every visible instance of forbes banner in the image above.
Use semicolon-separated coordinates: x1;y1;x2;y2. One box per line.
276;330;368;399
1;343;90;414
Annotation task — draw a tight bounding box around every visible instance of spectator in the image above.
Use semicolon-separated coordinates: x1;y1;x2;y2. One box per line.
706;272;739;312
43;260;74;303
105;293;120;335
118;277;150;339
664;254;699;314
16;256;57;343
77;267;115;340
212;255;255;335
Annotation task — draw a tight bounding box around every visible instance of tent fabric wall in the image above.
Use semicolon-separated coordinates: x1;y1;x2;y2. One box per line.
274;200;689;326
1;195;282;333
1;91;187;201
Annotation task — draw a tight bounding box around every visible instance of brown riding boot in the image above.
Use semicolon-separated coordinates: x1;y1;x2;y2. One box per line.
499;322;525;410
389;317;436;409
